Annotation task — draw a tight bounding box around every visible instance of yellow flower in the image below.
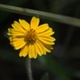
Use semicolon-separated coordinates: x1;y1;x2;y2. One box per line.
7;16;56;59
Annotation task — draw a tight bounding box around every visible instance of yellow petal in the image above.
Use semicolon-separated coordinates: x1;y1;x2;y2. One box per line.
8;32;25;37
39;41;53;53
38;37;55;45
12;21;26;33
19;45;29;57
11;39;26;50
19;19;30;30
38;28;54;36
33;43;37;58
8;28;13;33
9;37;16;41
28;44;37;58
38;36;56;42
30;17;39;30
9;37;23;42
8;28;25;36
35;41;45;56
36;23;49;33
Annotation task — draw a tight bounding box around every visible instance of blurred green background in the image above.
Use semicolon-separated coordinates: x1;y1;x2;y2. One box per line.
0;0;80;80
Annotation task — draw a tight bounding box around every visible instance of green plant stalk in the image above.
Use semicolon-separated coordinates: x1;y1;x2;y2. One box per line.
0;4;80;27
26;57;33;80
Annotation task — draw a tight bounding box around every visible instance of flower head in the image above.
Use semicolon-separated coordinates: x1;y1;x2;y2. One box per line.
7;16;56;59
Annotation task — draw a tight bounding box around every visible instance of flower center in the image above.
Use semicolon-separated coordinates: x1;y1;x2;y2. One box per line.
25;29;37;44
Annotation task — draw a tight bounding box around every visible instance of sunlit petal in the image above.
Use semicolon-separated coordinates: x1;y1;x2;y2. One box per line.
31;17;40;29
11;39;26;50
8;28;26;36
39;41;53;53
38;36;56;45
36;23;49;33
19;45;29;57
19;19;30;30
35;41;46;56
12;21;26;33
38;28;54;36
28;44;37;58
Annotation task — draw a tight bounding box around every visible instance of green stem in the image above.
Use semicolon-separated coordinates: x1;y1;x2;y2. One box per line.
26;57;33;80
0;4;80;27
